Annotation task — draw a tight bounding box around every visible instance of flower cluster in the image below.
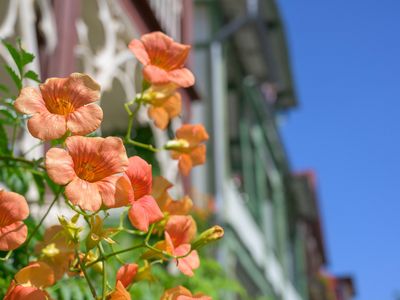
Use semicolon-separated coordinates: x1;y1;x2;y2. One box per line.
1;32;223;299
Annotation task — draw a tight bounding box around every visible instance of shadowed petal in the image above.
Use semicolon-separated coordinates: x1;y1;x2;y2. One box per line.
14;87;45;114
67;104;103;135
96;175;119;208
114;174;135;207
65;178;102;211
45;148;75;185
0;222;27;251
27;111;67;141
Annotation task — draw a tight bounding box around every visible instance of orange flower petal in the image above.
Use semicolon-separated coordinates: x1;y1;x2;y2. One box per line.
65;177;102;211
175;246;199;277
140;32;190;70
148;92;181;130
65;136;104;164
4;281;49;300
114;174;135;207
190;144;206;166
96;175;120;208
45;148;75;185
143;65;170;85
177;154;192;176
67;103;103;135
14;87;46;115
98;137;129;174
0;222;27;251
167;68;195;88
0;190;29;226
161;286;191;300
148;107;169;129
152;176;173;199
126;156;152;200
176;124;209;146
27;111;67;140
116;263;138;288
65;73;100;106
15;261;55;288
165;215;197;247
108;281;131;300
165;196;193;216
128;196;163;232
128;39;150;65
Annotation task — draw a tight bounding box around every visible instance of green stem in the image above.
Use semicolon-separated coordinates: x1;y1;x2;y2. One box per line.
10;125;17;156
76;249;97;299
98;243;107;300
109;243;126;265
86;244;145;268
124;138;160;152
0;250;13;261
125;98;142;141
25;188;62;249
0;155;45;170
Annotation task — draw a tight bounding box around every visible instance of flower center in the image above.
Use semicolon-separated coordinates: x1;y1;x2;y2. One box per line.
75;163;98;182
46;97;75;115
41;243;60;258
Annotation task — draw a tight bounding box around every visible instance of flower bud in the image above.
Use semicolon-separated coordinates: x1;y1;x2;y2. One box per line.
164;139;190;150
191;225;224;250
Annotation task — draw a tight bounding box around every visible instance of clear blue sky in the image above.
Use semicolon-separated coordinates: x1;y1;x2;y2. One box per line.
277;1;400;299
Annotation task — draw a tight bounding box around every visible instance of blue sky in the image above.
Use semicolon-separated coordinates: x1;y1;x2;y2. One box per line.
277;1;400;299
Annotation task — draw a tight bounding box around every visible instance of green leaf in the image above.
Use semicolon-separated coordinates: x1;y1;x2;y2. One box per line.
20;47;35;66
4;65;22;90
24;70;40;82
2;41;21;73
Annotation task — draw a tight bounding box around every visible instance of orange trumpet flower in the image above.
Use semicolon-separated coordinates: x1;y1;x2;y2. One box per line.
14;73;103;141
115;156;163;232
161;286;211;300
167;124;209;176
129;31;195;87
143;84;182;130
45;136;128;211
5;262;54;300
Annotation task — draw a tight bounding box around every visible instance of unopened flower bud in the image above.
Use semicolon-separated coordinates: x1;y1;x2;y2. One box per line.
191;225;224;250
164;139;190;150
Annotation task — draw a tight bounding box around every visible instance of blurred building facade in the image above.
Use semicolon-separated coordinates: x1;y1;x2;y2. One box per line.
0;0;355;299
